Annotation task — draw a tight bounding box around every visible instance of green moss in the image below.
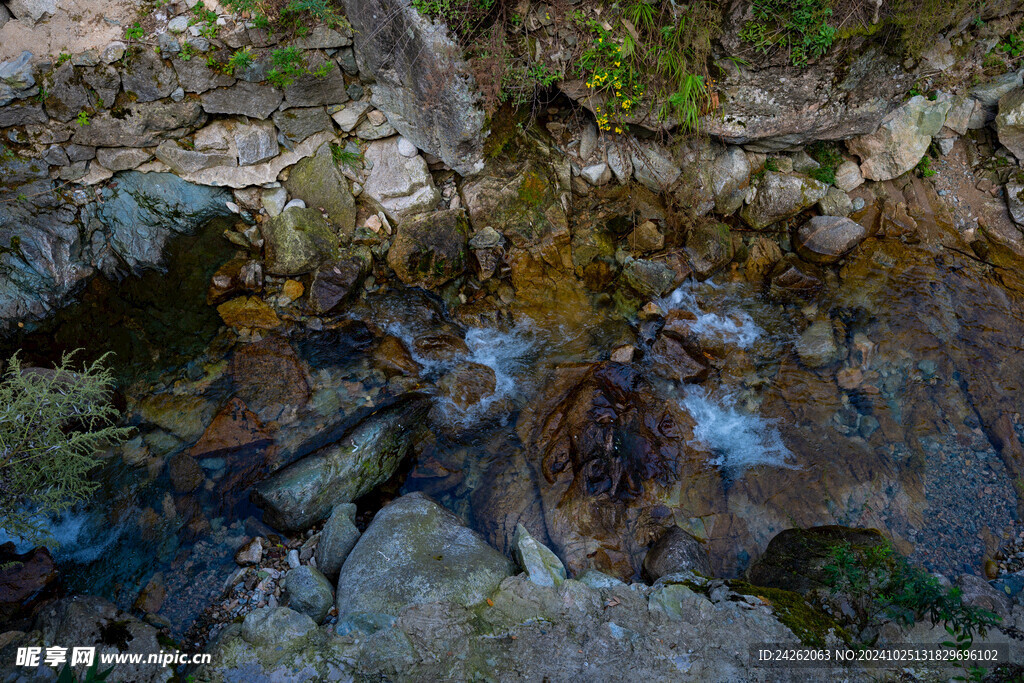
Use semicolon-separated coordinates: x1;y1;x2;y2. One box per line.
728;581;846;647
517;171;547;206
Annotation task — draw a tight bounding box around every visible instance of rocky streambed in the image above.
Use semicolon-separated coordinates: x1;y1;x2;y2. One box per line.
4;0;1024;680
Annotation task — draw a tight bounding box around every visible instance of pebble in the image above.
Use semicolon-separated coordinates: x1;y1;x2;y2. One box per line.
168;16;189;33
287;549;301;569
397;137;418;158
283;199;307;211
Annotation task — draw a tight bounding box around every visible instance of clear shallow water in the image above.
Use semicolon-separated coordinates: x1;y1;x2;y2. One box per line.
6;211;1024;631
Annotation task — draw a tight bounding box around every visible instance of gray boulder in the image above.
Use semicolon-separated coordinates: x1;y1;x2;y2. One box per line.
201;81;283;118
341;0;485;175
96;147;153;172
817;187;854;217
308;250;370;314
996;87;1024;161
172;57;235;93
154;140;234;175
622;258;676;298
233;120;278;166
120;49;178;102
740;172;828;230
283;62;348;107
0;51;36;105
642;527;712;581
6;0;56;26
711;145;751;215
833;160;863;192
240;606;316;647
0;102;47;127
795;215;869;264
336;492;515;617
362;137;440;221
1006;181;1024;226
44;63;91;122
631;140;681;192
260;207;339;276
283;143;356;239
273;107;332;143
252;395;431;530
969;69;1023;128
512;523;565;587
92;171;232;273
283;566;334;623
314;504;359;579
700;45;912;151
847;95;951;180
71;99;205;147
684;221;734;281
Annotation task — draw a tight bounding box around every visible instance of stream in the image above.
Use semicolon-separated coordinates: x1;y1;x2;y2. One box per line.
4;180;1024;641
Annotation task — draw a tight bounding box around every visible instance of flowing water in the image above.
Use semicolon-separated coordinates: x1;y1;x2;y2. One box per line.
7;190;1024;637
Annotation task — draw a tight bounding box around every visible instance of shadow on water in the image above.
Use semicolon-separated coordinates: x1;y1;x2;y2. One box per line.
0;216;238;381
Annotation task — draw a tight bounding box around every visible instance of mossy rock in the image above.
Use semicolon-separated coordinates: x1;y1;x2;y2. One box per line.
386;209;469;289
727;580;847;647
746;525;888;595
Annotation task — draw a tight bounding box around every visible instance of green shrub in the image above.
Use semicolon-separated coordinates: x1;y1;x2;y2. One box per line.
0;352;131;545
916;155;937;178
739;0;836;68
822;542;999;646
890;0;980;58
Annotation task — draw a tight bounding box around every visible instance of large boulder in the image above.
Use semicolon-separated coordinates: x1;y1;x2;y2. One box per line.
260;207;340;276
32;595;173;682
282;566;334;623
746;526;887;594
996;87;1024;161
740;172;828;230
252;395;431;530
642;527;712;582
340;0;485;175
335;492;515;617
200;81;283;119
794;215;870;264
700;45;913;151
314;503;360;579
6;0;56;26
71;99;205;147
120;49;178;103
711;145;751;215
91;171;233;273
386;209;469;289
362;137;440;221
847;95;952;181
684;221;734;280
283;143;357;239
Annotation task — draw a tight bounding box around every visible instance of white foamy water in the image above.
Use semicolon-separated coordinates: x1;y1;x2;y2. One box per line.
660;285;762;348
0;511;125;564
681;386;795;471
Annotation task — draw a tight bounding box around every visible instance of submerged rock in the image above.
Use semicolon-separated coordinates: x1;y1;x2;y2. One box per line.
252;395;431;530
308;250;369;314
796;319;839;369
0;544;57;624
335;492;515;617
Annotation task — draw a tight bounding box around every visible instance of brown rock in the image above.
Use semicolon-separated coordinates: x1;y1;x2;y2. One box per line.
413;333;469;362
190;397;272;459
235;537;264;566
650;335;710;383
309;253;367;314
133;572;166;614
168;453;204;493
206;257;248;305
216;296;281;329
642;527;712;581
386;209;469;289
794;216;870;264
229;337;310;414
768;255;824;303
0;544;57;623
745;237;783;283
282;279;304;302
372;336;422;377
629;220;664;254
436;363;497;410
